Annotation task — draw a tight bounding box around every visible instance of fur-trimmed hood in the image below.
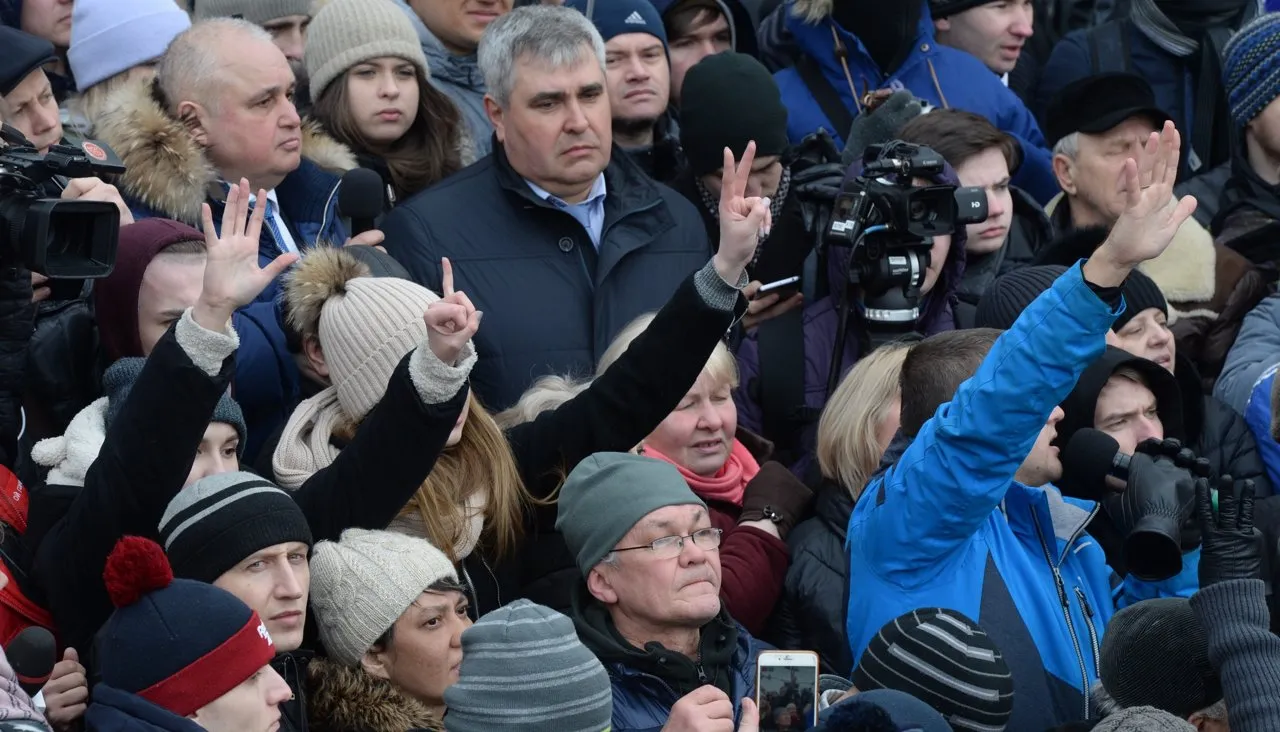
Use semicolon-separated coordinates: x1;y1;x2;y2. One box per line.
93;78;358;226
306;657;444;732
792;0;832;23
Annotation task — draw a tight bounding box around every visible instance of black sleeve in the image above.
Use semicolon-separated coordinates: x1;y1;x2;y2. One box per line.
0;267;34;471
32;325;234;657
292;353;467;543
506;271;746;503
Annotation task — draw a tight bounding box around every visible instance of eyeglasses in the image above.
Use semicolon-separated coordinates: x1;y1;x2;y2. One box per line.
613;528;723;560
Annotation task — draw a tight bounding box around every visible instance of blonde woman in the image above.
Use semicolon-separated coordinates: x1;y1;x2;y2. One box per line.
595;314;814;635
768;339;913;674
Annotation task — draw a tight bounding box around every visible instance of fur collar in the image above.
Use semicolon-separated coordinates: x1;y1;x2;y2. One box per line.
31;397;108;488
793;0;831;23
94;79;357;226
306;658;443;732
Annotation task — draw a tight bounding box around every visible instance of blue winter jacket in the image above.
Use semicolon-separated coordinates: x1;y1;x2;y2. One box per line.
1217;293;1280;491
846;263;1120;730
86;685;207;732
773;2;1059;204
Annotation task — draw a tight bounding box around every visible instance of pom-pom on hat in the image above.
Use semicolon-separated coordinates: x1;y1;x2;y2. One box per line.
99;537;278;718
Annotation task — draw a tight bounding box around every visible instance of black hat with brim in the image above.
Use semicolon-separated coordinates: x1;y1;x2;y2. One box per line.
1044;72;1172;149
0;25;56;98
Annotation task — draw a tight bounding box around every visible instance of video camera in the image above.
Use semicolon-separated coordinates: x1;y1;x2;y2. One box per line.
0;123;122;280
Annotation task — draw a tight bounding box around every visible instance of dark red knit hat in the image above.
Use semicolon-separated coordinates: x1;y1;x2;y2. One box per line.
99;537;277;717
94;219;206;362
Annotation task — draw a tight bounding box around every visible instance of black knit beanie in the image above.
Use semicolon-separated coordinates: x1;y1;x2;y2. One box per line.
1101;598;1221;719
974;265;1068;330
679;52;789;177
1112;270;1168;331
929;0;992;19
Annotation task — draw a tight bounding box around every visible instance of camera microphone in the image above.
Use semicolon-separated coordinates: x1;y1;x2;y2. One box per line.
1060;428;1131;500
338;168;387;237
6;626;56;697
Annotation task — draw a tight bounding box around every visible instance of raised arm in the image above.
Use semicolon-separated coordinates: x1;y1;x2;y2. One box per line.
858;122;1200;579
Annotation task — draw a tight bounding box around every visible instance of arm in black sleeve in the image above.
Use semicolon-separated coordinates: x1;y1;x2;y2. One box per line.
33;312;236;656
1190;578;1280;732
506;260;746;500
292;346;470;543
0;267;33;470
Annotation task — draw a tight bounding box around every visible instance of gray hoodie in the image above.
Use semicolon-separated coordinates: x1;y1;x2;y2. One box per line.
390;0;494;157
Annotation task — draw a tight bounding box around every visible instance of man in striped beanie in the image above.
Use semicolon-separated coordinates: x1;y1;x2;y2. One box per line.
1217;13;1280;249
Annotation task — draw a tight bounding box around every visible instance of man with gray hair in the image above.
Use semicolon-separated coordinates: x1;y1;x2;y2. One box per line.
556;452;769;731
382;4;713;410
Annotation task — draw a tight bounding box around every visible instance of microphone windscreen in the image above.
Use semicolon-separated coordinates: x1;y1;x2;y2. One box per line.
6;627;56;694
1059;428;1122;501
337;167;386;221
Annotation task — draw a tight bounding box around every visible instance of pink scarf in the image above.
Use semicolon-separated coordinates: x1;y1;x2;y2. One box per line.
644;439;760;507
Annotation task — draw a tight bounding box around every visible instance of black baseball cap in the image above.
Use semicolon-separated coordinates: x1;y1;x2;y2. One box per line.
1044;72;1171;149
0;26;56;98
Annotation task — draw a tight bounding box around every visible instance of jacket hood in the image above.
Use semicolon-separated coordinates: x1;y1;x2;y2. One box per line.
647;0;759;57
386;0;486;91
1055;346;1185;451
93;78;357;225
826;159;968;329
787;0;933;69
306;658;444;732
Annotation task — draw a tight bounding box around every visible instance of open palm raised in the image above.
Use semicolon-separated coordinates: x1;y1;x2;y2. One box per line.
1102;121;1198;268
196;179;300;324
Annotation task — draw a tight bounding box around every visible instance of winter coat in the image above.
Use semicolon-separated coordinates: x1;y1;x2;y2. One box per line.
766;482;857;676
1042;197;1269;390
380;143;713;410
573;591;770;732
623;111;685;186
772;0;1059;204
954;185;1055;329
92;79;359;460
276;651;312;732
846;263;1123;730
0;267;33;474
86;685;205;732
306;657;444;732
386;0;492;158
1222;295;1280;495
1175;359;1272;498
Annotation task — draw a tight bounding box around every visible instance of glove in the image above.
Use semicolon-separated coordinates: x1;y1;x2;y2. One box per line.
790;162;847;235
1136;439;1210;549
738;461;815;540
841;91;925;166
1103;444;1198;581
1196;474;1263;587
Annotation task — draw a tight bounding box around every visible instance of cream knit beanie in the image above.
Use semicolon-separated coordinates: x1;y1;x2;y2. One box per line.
310;529;458;667
305;0;430;101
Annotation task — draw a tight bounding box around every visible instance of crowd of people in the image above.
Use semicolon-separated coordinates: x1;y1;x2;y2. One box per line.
2;0;1280;730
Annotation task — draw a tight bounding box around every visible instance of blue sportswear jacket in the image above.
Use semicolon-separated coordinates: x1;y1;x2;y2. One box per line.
846;262;1122;730
86;685;207;732
773;1;1058;204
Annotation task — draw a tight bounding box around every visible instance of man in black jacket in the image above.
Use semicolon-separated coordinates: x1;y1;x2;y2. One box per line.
382;5;713;409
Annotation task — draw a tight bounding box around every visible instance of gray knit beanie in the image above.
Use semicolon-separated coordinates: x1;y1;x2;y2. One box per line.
443;599;612;732
192;0;312;25
305;0;430;101
555;452;707;576
1093;706;1196;732
309;529;458;667
103;357;246;455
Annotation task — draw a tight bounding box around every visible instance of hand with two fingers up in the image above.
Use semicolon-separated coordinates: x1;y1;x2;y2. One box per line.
713;141;774;289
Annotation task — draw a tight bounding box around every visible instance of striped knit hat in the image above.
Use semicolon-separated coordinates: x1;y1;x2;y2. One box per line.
1224;12;1280;127
159;472;314;583
443;600;612;732
853;608;1014;731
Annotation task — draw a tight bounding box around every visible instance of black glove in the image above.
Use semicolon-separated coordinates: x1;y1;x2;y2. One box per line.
1103;442;1198;581
1196;475;1263;587
790;162;846;236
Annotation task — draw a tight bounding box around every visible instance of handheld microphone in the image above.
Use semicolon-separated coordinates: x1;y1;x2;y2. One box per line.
1060;428;1131;500
6;627;56;696
337;168;387;237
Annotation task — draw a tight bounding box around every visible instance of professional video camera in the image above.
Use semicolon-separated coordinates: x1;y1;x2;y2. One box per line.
0;123;122;281
820;141;988;394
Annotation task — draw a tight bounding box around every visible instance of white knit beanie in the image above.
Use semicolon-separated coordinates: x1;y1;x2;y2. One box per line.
310;529;458;667
305;0;430;101
68;0;192;90
319;276;439;422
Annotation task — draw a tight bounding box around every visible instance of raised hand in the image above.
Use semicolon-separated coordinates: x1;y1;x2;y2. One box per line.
423;257;480;366
194;179;299;331
1196;475;1263;587
1085;121;1198;286
713;141;772;287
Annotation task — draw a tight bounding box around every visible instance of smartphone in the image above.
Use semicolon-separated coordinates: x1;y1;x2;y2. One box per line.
755;650;820;730
756;275;801;300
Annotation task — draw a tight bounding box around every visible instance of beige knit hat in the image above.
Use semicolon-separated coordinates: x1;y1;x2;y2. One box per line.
305;0;430;102
192;0;312;25
310;529;458;667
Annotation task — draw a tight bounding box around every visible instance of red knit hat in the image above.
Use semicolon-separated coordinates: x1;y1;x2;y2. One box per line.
99;537;277;717
94;219;205;362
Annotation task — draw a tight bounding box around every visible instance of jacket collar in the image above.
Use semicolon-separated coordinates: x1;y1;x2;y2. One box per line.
87;685;206;732
93;78;356;226
1002;482;1098;566
305;658;444;732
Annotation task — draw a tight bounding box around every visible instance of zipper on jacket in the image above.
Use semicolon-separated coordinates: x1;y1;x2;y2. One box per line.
318;180;341;241
1032;517;1091;720
695;649;708;684
1075;587;1101;679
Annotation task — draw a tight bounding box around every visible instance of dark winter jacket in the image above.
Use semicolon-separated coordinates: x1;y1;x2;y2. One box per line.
1191;579;1280;732
275;651;312;732
1176;359;1272;498
954;185;1054;329
381;142;713;410
773;0;1058;204
623;111;686;185
86;684;205;732
0;267;33;473
305;657;443;732
767;482;857;675
573;586;770;732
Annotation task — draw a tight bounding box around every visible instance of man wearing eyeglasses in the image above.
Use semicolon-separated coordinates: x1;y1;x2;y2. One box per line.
557;452;773;732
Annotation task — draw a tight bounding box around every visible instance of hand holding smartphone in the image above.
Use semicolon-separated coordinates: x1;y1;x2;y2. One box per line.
755;651;819;730
754;276;801;301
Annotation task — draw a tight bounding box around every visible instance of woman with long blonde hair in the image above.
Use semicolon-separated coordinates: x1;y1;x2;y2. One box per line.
272;144;773;616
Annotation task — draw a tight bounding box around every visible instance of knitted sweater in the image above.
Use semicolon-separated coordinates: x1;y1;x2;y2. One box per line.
1189;579;1280;732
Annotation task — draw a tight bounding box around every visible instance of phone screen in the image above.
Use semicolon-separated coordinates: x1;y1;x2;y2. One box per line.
757;662;818;730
